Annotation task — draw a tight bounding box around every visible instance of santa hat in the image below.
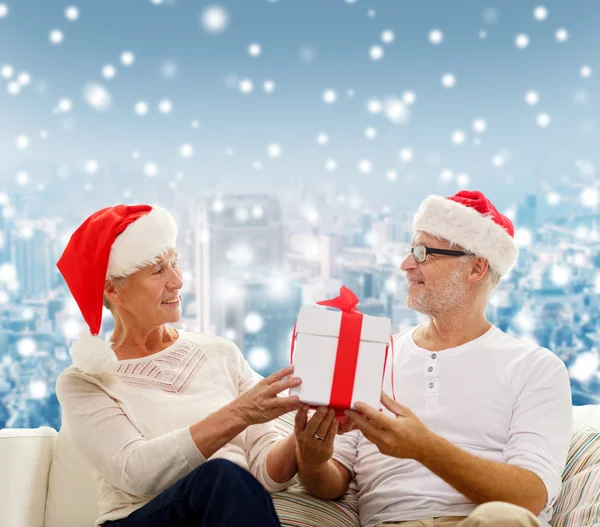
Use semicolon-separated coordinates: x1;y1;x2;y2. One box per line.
412;190;518;277
57;205;178;376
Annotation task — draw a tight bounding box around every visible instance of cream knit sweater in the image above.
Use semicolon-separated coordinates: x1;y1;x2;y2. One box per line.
56;330;292;526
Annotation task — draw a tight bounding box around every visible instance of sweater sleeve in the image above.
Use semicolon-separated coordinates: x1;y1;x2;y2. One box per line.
234;345;294;493
503;352;573;508
56;369;206;498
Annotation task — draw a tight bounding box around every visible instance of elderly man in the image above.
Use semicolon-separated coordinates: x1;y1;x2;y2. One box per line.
295;190;572;527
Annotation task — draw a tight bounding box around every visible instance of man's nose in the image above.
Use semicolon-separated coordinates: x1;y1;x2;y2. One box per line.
400;252;417;271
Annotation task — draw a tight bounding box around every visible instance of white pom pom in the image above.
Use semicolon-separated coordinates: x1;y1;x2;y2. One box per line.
69;331;118;376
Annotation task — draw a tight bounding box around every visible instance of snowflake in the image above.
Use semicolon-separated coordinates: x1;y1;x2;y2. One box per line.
323;89;337;104
248;43;261;57
15;134;29;149
429;29;443;44
239;79;253;94
263;80;275;93
65;6;79;21
533;6;548;21
525;90;539;105
441;73;456;88
1;64;13;79
158;99;173;114
49;30;64;45
515;34;530;49
369;46;384;61
144;162;158;177
381;30;394;44
402;90;416;105
451;130;466;145
555;28;568;42
83;83;111;111
180;143;194;158
473;118;487;133
267;143;281;158
317;133;329;145
121;51;135;66
134;101;149;115
201;5;229;34
399;148;413;162
102;64;116;79
536;113;551;128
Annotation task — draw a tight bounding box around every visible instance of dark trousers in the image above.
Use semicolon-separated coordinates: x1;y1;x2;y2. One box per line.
102;459;281;527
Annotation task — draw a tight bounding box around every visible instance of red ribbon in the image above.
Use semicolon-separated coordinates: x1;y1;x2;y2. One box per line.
290;286;396;413
316;286;363;410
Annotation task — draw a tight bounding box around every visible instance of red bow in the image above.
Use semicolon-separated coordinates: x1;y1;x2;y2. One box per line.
316;285;360;312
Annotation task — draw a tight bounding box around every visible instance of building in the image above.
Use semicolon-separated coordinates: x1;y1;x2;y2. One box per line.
194;194;285;337
242;277;303;375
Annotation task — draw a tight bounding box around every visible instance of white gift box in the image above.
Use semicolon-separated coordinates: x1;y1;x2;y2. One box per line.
289;306;391;411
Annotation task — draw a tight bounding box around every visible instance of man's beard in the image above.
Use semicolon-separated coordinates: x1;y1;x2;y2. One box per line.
405;265;468;317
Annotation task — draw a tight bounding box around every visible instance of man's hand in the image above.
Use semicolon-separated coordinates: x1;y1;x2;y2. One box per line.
295;405;339;468
345;391;435;461
337;415;357;435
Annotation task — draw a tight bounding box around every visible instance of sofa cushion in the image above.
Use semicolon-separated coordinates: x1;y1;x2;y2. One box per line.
44;419;99;527
46;411;360;527
271;413;360;527
552;421;600;527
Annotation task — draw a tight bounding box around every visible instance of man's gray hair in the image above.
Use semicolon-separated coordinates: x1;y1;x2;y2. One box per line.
432;234;501;292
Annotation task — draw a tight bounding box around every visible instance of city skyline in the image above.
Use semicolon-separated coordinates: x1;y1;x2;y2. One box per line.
3;184;600;430
1;0;600;429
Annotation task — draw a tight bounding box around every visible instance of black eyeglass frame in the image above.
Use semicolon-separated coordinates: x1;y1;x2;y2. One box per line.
410;245;471;263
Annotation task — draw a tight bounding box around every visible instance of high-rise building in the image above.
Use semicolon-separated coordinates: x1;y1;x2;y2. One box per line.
319;233;344;279
0;205;13;264
194;195;284;337
12;224;57;299
342;265;375;300
516;195;537;235
242;277;302;375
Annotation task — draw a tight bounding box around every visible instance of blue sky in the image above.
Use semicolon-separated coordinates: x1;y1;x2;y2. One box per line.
0;0;599;214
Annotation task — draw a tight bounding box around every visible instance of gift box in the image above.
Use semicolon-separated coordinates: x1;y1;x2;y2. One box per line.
289;286;392;411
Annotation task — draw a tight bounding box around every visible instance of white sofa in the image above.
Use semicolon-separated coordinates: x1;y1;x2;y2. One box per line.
1;405;599;527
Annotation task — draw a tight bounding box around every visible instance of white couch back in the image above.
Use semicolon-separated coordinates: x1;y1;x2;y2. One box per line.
2;405;600;527
0;427;56;527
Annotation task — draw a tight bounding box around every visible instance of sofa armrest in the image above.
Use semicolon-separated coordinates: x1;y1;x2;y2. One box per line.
0;427;58;527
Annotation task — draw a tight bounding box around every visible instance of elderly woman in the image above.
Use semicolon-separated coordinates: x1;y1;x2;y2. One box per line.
55;204;302;527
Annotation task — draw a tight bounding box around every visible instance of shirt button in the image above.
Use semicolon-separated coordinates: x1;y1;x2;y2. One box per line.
428;382;435;388
427;366;433;372
431;353;437;359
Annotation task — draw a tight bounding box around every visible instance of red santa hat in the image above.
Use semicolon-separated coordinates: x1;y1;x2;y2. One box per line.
412;190;518;277
56;205;178;376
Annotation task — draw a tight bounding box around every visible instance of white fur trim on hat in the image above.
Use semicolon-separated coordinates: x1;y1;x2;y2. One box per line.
412;195;519;276
107;206;177;278
70;331;118;376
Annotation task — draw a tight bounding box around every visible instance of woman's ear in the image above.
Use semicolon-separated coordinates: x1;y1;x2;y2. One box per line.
104;279;121;306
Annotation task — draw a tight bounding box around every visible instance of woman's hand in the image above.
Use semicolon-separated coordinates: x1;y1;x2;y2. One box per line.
294;405;339;469
231;365;303;426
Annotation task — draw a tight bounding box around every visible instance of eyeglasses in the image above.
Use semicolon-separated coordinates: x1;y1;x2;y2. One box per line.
410;245;471;264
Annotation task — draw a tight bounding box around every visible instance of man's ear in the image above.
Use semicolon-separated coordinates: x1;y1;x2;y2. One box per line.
468;256;489;284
